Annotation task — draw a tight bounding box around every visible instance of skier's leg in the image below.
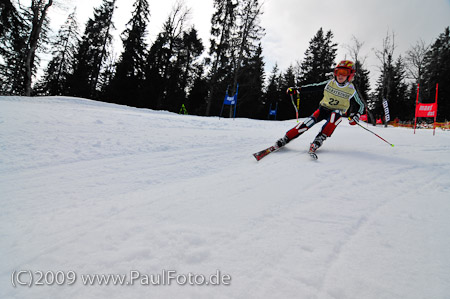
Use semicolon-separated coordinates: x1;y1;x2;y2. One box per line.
310;110;342;152
276;109;321;148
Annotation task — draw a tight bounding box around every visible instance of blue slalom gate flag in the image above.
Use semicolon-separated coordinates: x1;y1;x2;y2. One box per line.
223;94;237;105
220;84;238;119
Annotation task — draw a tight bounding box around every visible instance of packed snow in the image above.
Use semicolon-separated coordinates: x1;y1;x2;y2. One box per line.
1;95;450;299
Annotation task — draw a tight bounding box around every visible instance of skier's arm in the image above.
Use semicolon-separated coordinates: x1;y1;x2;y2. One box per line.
286;80;329;95
347;90;365;125
299;80;329;93
351;91;365;115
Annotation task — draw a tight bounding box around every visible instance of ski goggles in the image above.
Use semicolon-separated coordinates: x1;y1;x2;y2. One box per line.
334;68;352;77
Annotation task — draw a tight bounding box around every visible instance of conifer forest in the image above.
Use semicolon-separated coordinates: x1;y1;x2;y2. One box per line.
1;0;449;121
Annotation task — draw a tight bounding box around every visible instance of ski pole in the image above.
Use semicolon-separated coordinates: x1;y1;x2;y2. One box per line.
290;94;299;122
351;118;395;147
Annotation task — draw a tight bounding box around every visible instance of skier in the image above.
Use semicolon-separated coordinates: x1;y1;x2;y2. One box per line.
275;60;365;158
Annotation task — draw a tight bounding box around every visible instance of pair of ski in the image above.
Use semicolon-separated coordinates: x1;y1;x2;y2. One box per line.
253;144;317;161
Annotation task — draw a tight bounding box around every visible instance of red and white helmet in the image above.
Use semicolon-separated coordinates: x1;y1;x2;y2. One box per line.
334;60;356;82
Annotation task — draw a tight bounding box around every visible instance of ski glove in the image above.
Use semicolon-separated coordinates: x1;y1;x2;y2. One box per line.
349;112;360;126
286;87;300;95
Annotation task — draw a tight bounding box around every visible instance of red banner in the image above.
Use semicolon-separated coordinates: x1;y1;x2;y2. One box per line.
416;103;437;117
414;83;439;135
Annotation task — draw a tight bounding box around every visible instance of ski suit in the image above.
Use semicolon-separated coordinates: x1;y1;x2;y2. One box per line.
285;79;365;142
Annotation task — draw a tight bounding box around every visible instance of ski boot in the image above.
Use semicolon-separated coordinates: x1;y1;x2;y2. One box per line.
309;133;327;159
276;135;290;149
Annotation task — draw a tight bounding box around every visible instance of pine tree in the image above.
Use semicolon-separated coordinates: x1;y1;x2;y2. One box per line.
144;2;195;112
277;65;297;120
298;28;337;116
405;83;418;121
170;27;204;112
299;28;337;84
236;43;265;119
106;0;149;107
0;0;29;94
161;2;190;112
229;0;264;100
205;0;237;116
144;34;167;110
373;53;408;121
67;0;116;99
97;49;116;98
264;64;281;103
389;57;408;120
205;0;265;117
0;0;51;95
281;65;296;92
353;61;370;104
349;61;372;122
423;27;450;121
186;66;208;116
181;27;204;91
23;0;53;96
0;0;16;37
36;10;79;95
372;32;413;122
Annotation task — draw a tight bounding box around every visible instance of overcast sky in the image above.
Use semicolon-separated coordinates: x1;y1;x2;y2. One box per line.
46;0;450;89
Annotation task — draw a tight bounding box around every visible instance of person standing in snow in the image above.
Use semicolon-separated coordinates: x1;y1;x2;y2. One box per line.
275;60;365;155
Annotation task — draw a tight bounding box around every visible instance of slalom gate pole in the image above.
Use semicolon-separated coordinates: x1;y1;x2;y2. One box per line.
352;119;395;147
290;94;299;122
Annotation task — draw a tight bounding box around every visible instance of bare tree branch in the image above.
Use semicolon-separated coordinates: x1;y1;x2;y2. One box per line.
405;39;429;84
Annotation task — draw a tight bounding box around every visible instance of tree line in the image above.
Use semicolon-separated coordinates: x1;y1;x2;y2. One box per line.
1;0;449;121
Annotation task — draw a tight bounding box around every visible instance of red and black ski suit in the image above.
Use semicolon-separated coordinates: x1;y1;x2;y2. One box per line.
285;79;365;143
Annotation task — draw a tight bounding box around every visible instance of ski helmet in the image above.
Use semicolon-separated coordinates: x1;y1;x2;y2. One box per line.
334;60;356;82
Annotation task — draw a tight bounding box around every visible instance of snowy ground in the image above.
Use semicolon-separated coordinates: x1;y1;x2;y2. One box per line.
1;96;450;299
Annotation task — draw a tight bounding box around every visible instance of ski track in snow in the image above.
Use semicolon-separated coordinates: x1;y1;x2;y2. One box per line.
1;96;450;299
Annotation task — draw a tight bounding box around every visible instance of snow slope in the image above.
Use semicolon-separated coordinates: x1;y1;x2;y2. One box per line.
1;96;450;299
